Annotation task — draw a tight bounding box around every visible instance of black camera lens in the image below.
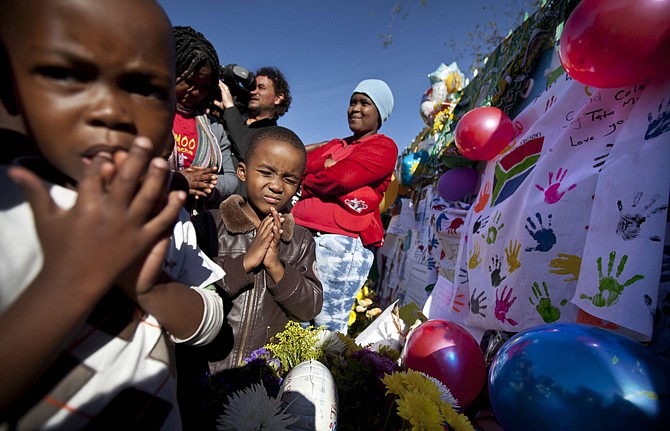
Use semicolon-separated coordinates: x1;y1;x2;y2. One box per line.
220;64;256;91
219;64;256;115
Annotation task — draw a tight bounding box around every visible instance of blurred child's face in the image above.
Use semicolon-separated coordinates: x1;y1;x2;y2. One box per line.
175;63;213;116
238;139;303;219
2;0;175;183
348;93;380;139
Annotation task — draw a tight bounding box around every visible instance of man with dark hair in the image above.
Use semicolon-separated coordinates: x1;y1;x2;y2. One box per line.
250;66;292;120
219;66;292;166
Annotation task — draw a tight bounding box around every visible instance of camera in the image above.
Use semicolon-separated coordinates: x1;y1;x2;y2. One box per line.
219;64;256;115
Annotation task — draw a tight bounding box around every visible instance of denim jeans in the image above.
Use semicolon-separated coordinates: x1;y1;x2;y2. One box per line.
312;233;374;333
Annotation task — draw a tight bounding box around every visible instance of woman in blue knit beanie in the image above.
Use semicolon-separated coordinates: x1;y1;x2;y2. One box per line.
292;79;398;333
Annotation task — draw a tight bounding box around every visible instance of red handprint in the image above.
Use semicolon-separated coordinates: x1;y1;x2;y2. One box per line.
495;285;518;326
474;180;491;213
535;168;576;204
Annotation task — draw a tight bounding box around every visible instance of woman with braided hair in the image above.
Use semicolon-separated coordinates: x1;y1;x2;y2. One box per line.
169;25;238;213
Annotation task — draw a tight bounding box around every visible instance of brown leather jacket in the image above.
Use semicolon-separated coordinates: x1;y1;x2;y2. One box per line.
193;195;323;374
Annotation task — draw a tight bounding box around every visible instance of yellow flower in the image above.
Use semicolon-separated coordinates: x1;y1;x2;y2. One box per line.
348;309;357;326
382;371;408;397
431;108;455;135
384;370;475;430
263;321;323;372
440;402;475;431
396;390;444;431
402;370;444;405
444;73;464;93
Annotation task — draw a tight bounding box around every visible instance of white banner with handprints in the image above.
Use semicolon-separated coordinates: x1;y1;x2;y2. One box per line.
445;71;669;341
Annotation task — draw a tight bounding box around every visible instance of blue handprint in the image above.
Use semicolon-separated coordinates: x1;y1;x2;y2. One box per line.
644;98;670;140
525;212;556;252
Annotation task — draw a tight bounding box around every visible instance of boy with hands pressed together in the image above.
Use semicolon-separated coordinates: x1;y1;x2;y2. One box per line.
193;126;323;374
178;126;322;427
0;0;225;428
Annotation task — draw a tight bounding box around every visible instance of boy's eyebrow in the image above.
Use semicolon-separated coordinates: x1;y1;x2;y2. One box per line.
256;162;278;172
31;46;172;81
121;69;172;85
122;61;173;81
256;162;300;178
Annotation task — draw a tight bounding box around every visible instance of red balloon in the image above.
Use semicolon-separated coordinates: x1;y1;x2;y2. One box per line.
559;0;670;88
401;320;486;407
454;106;515;161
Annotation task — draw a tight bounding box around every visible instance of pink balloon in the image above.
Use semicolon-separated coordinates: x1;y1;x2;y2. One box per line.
559;0;670;88
402;320;486;407
454;106;515;161
437;167;478;202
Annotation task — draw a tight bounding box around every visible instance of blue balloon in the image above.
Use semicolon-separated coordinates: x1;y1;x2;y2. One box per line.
400;150;429;186
489;323;670;431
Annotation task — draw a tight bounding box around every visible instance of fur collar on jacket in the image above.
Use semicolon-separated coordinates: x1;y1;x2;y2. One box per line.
219;195;295;241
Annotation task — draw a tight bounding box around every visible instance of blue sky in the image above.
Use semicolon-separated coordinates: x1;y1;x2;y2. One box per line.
157;0;533;151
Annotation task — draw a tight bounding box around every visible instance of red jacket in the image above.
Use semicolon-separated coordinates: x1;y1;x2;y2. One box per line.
292;134;398;246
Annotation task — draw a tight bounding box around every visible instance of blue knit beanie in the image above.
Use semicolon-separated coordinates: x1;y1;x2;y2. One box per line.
352;79;394;127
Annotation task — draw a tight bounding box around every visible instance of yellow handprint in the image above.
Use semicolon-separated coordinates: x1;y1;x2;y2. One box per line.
505;240;522;273
468;242;482;269
549;253;582;282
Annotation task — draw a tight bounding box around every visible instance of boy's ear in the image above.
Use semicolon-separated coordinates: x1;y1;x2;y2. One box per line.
237;162;247;182
0;42;19;116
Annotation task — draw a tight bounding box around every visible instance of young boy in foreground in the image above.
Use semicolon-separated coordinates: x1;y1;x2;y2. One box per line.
0;0;224;428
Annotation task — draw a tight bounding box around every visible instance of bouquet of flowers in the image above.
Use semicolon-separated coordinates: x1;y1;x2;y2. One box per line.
212;320;475;431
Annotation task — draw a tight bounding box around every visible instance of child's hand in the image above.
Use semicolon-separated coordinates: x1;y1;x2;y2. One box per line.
263;207;286;283
115;236;171;301
181;165;218;199
243;215;275;273
262;207;283;267
9;137;186;294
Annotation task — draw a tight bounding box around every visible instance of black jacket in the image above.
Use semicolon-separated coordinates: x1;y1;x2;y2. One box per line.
222;107;278;167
